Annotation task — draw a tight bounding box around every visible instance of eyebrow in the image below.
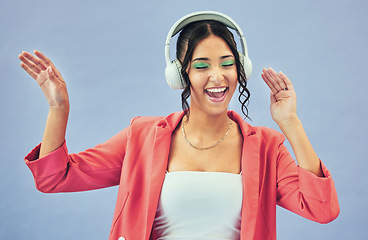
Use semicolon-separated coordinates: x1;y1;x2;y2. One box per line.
192;55;234;62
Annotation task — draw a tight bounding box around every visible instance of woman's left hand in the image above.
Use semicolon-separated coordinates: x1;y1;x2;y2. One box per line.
261;68;324;177
261;67;297;126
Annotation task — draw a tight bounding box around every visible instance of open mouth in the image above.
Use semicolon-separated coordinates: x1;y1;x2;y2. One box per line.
205;87;228;98
205;87;228;102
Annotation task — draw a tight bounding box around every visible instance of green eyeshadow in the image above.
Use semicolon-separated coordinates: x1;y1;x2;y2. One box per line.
220;59;235;67
192;62;210;69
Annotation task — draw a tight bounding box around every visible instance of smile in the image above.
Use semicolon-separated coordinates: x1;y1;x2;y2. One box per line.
205;87;228;102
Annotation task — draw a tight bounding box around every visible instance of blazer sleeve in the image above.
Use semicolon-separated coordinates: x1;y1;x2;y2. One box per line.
24;124;132;193
275;134;340;223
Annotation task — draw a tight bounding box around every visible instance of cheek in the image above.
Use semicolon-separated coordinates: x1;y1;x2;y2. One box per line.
228;72;238;95
190;82;204;95
228;71;238;85
188;72;206;88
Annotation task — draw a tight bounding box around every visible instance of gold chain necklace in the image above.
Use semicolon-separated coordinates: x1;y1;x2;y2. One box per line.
182;120;231;150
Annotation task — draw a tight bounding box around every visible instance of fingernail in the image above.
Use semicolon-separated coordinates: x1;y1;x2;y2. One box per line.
48;66;52;73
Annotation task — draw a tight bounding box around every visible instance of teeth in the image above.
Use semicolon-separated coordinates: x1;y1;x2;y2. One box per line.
206;87;227;93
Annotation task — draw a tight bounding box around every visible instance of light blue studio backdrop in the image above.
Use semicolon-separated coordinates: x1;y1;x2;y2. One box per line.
1;0;367;239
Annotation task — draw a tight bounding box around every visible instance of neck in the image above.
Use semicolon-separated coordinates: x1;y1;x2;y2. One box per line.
183;107;230;145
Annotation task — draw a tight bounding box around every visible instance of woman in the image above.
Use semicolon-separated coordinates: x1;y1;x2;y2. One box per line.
19;11;339;240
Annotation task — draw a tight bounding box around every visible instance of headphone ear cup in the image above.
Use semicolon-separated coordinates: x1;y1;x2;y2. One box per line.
238;52;252;80
165;59;186;89
238;52;245;71
244;56;252;80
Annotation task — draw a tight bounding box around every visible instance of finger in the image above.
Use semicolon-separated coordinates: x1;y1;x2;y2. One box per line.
47;65;63;84
34;50;52;66
21;51;47;71
274;89;292;100
20;62;38;80
35;50;63;79
262;68;283;92
279;71;294;91
47;66;56;81
262;72;278;94
18;53;42;75
270;91;277;105
268;67;288;90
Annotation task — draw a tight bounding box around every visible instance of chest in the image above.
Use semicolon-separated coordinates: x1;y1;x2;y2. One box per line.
151;171;243;239
167;126;243;174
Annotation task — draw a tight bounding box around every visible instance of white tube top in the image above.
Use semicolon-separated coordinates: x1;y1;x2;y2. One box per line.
152;171;243;240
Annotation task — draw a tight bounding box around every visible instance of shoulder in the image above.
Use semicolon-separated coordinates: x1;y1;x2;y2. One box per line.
129;111;184;131
123;112;183;144
252;126;284;140
235;120;285;147
229;111;284;142
130;115;165;125
251;126;287;151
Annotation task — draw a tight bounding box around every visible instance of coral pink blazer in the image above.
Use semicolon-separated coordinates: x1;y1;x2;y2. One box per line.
25;111;339;240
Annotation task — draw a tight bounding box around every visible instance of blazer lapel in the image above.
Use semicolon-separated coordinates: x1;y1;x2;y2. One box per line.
145;112;184;239
229;111;260;239
240;134;261;239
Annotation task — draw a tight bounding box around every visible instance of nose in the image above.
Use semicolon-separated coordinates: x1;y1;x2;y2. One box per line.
209;67;224;84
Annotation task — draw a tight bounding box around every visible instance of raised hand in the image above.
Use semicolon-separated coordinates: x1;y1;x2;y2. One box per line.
19;50;69;157
262;67;323;176
18;50;69;109
261;67;297;125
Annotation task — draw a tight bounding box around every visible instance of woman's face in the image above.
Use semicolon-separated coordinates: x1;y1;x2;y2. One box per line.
187;35;238;117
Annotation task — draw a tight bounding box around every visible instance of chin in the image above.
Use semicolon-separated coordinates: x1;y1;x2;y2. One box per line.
194;102;230;117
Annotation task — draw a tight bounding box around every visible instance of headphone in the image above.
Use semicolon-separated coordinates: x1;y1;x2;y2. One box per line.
165;11;253;89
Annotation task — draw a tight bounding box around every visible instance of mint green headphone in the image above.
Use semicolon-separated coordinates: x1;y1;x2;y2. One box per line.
164;11;253;89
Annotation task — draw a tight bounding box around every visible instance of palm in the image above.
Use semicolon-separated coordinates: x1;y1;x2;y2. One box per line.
261;68;297;124
19;50;69;108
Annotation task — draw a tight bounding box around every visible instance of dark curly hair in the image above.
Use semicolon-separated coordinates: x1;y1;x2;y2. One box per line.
176;20;250;119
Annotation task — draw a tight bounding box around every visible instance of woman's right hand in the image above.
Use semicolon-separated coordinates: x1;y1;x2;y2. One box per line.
19;50;69;109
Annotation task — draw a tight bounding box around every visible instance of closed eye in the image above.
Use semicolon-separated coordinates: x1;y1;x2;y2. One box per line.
220;59;235;67
192;62;210;69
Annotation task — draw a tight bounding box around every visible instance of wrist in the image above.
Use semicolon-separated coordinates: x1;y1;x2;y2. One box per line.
49;104;70;114
276;116;301;132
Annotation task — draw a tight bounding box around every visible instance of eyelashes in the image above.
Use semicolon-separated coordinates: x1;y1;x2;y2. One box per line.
192;60;235;70
220;60;235;67
192;62;210;69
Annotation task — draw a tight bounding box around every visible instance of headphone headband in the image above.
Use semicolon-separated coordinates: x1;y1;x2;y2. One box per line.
166;11;243;39
165;11;248;66
164;11;252;89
